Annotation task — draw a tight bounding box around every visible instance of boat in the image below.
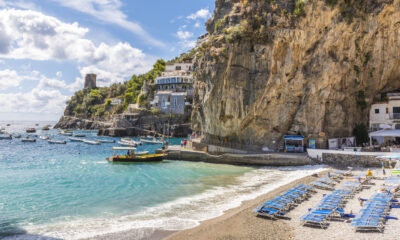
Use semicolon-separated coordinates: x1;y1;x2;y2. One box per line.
106;147;166;163
42;125;51;131
60;130;73;136
0;135;12;140
121;137;132;142
74;134;86;137
98;139;115;143
141;138;163;144
39;136;50;140
6;124;10;126
48;140;67;144
69;137;84;142
117;141;137;147
21;137;36;142
83;139;101;145
35;123;39;126
0;130;7;134
14;134;21;138
26;128;36;133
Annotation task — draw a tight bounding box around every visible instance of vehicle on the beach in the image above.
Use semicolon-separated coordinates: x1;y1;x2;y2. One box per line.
48;140;67;144
106;147;165;163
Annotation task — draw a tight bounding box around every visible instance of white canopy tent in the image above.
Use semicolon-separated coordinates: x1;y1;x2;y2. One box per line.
369;129;400;146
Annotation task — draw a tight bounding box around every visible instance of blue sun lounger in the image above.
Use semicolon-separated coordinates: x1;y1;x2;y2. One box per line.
300;213;328;229
254;206;285;218
317;178;335;185
263;200;288;210
310;181;334;190
351;219;384;232
296;184;314;191
273;196;296;205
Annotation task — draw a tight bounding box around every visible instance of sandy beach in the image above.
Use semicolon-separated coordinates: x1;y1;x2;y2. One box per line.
167;169;400;240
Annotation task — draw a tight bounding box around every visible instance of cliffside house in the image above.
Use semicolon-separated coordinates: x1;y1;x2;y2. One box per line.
369;92;400;131
151;60;193;114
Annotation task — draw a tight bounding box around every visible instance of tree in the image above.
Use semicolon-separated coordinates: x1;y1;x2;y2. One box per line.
353;124;369;146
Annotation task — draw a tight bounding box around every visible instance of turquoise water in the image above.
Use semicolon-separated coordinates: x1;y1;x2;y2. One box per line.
0;121;325;240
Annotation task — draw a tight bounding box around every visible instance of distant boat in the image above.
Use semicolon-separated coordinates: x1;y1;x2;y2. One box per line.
69;137;84;142
42;125;51;131
141;138;163;144
48;140;67;144
14;134;21;138
98;139;115;143
0;135;12;140
21;137;36;142
6;124;10;126
39;136;50;140
26;128;36;133
117;141;137;147
121;137;132;142
60;130;73;136
0;130;7;134
74;134;86;137
83;139;101;145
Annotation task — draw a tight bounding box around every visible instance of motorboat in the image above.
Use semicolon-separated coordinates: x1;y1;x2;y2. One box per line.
21;137;36;142
26;128;36;133
74;134;86;137
60;130;73;136
83;139;101;145
39;136;50;140
121;137;132;142
0;134;12;140
69;137;84;142
48;140;67;144
14;134;21;138
141;138;163;144
42;125;51;131
98;139;115;143
106;147;165;163
117;141;137;147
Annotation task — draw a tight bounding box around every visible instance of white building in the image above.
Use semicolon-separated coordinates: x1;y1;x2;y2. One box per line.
370;93;400;131
151;91;188;115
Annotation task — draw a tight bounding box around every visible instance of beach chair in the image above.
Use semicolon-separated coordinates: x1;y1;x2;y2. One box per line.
317;178;336;186
254;206;285;218
300;213;328;229
273;196;296;205
351;219;384;232
310;181;334;191
263;200;289;211
281;192;304;201
296;184;314;191
333;170;352;176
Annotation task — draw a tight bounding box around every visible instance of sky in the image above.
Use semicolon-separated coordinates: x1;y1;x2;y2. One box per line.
0;0;214;121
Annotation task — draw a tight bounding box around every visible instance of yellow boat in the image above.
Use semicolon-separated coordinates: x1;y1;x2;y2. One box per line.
106;147;166;163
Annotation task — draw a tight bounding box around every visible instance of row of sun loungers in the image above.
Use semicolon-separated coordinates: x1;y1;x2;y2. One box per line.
253;184;315;219
351;189;399;232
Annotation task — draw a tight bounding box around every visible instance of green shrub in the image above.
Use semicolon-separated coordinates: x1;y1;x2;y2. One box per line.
352;124;369;146
294;0;306;17
151;108;159;115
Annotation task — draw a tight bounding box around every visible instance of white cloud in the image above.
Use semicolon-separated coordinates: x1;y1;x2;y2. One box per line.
0;8;154;86
56;71;62;78
51;0;164;47
0;0;37;10
194;22;201;28
187;9;211;20
176;30;194;40
0;69;39;90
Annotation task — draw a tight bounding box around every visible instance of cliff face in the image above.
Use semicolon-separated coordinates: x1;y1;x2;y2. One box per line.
192;0;400;150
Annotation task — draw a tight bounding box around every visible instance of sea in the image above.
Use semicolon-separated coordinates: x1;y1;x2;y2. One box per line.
0;121;326;240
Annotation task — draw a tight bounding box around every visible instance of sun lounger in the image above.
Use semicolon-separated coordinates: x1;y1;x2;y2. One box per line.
254;206;286;218
296;184;314;191
273;196;296;205
263;200;289;211
317;178;335;185
333;170;352;176
310;181;334;190
300;213;328;229
351;219;384;232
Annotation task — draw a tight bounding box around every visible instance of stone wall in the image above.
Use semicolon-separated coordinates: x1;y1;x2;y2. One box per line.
321;153;389;168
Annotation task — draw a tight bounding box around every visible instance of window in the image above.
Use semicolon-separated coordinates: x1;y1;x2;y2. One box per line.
375;109;379;114
176;66;181;70
386;108;389;114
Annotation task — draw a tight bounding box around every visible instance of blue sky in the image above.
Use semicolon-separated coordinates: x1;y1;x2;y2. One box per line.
0;0;214;121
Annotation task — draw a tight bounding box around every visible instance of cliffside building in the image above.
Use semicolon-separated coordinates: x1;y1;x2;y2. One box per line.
369;93;400;131
84;74;97;89
151;60;193;114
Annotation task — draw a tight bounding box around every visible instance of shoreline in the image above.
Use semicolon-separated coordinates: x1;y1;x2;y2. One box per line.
83;167;327;240
165;170;328;240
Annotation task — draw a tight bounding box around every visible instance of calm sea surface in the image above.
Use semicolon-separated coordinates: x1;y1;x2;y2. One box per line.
0;121;325;239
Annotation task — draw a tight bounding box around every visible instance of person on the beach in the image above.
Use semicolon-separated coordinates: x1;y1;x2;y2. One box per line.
184;139;187;147
181;140;184;147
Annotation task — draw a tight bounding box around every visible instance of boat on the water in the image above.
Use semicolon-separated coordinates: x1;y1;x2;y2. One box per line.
98;139;115;143
69;137;84;142
141;138;163;144
48;140;67;144
42;125;51;131
83;139;101;145
14;134;21;138
39;136;50;140
26;128;36;133
60;130;73;136
21;137;36;142
117;141;137;147
106;147;165;163
0;134;12;140
74;134;86;137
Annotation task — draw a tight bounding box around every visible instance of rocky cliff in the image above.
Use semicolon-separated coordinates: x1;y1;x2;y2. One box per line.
192;0;400;150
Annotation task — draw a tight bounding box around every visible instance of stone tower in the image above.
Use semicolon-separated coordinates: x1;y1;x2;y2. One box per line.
84;74;97;89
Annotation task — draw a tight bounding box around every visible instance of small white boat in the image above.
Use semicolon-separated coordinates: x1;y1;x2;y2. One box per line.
14;134;21;138
48;140;67;144
42;125;51;131
39;136;50;140
21;137;36;142
117;141;137;147
121;137;132;142
141;138;163;144
83;139;101;145
134;151;149;156
98;139;115;143
60;131;73;136
69;137;84;142
0;135;12;140
74;134;86;137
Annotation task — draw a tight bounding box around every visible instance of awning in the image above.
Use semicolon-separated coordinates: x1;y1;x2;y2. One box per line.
284;135;304;140
369;129;400;137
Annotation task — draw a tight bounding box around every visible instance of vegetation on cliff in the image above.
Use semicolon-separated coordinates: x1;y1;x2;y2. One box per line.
64;59;166;120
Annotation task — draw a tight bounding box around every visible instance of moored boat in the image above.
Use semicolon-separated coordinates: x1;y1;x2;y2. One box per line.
60;130;73;136
98;139;115;143
14;134;21;138
0;134;12;140
74;134;86;137
141;138;163;144
42;125;51;131
26;128;36;133
69;137;84;142
21;137;36;142
48;140;67;144
106;147;166;163
117;141;137;147
39;136;50;140
83;139;101;145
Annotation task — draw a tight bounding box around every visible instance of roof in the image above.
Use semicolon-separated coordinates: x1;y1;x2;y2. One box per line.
369;129;400;137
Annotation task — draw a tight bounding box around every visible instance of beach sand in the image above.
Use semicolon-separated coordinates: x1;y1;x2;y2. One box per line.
167;169;400;240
